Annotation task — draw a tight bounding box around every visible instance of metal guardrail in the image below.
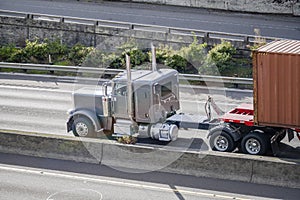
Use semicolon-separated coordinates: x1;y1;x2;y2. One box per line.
0;9;281;44
0;62;253;86
0;62;124;75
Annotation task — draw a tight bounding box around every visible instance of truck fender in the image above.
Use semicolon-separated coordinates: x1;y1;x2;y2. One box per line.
207;124;241;142
67;109;101;132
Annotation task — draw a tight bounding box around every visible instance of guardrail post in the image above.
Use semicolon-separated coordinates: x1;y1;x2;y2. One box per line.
233;74;239;88
26;14;33;19
244;36;250;48
203;32;209;43
93;21;99;47
77;64;83;77
48;55;54;74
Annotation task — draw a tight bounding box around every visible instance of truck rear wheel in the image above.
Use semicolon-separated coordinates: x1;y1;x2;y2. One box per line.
241;132;270;155
209;128;236;152
72;117;95;138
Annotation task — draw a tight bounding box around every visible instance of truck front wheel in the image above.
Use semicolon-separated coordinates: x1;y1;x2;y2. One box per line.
72;117;95;138
241;132;270;155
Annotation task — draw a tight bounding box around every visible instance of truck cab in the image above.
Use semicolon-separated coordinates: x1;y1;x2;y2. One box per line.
67;67;180;141
111;69;179;123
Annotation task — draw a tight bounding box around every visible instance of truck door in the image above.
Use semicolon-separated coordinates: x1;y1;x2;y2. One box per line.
112;83;129;119
135;85;151;123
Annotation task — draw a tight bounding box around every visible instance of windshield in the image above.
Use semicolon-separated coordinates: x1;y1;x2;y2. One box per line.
161;82;172;98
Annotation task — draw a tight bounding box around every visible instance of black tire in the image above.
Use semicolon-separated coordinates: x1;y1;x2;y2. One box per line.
241;132;270;155
72;117;95;138
209;128;236;152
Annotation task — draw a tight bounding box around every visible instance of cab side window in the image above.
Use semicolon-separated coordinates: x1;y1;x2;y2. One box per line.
114;83;127;96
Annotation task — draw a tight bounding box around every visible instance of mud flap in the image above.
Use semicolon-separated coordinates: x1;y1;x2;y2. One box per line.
66;117;73;132
270;131;282;156
287;129;295;142
271;140;279;156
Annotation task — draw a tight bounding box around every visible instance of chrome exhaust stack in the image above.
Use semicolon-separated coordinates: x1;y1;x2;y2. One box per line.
126;54;134;122
151;43;157;72
125;54;138;135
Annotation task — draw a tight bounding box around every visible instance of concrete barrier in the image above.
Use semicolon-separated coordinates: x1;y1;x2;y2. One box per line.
0;130;299;188
0;130;103;163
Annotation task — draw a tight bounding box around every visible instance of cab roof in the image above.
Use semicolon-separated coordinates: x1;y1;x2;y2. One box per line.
113;69;178;84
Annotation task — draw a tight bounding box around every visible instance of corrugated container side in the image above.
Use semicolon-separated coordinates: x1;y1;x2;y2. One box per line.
253;51;300;128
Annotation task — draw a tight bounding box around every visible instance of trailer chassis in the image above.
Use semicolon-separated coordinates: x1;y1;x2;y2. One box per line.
167;100;300;156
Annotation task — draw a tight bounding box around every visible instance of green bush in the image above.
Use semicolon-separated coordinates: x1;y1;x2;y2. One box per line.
127;48;149;67
22;39;49;63
0;37;253;78
45;39;68;64
178;35;207;73
206;40;237;75
149;42;200;74
82;39;149;69
0;44;19;62
165;54;187;73
68;44;94;66
111;39;149;69
2;39;69;64
9;48;28;63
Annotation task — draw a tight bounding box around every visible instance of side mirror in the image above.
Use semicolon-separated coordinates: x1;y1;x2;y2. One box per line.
102;82;108;96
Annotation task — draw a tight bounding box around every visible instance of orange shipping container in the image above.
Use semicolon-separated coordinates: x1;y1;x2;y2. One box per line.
253;40;300;128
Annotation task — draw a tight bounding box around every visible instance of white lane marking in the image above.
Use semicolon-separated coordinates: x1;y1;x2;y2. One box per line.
46;189;103;200
0;164;268;200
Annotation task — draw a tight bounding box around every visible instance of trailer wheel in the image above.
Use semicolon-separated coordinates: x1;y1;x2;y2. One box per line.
209;129;236;152
241;132;270;155
72;117;95;138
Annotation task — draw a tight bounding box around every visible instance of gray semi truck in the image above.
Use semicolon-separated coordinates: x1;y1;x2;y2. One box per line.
67;41;300;155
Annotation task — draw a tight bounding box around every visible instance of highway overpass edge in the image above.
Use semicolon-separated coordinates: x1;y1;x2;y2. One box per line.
99;0;300;16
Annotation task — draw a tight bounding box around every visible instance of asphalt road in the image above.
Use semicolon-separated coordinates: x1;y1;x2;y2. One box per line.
0;152;299;200
0;0;300;39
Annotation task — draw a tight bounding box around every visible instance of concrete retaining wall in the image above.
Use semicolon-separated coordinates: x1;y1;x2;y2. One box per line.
104;0;300;16
0;14;258;59
0;130;299;189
